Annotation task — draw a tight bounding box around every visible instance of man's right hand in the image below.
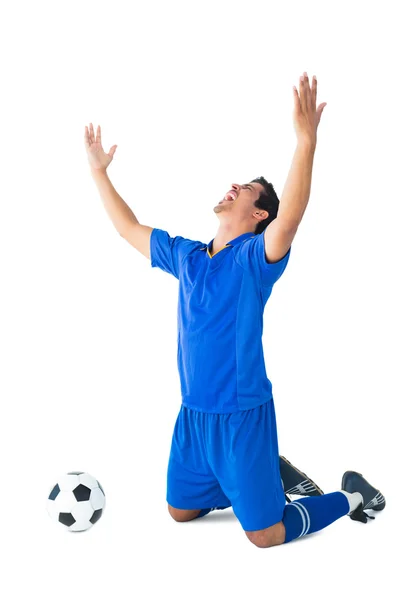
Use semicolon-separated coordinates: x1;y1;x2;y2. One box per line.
84;123;117;171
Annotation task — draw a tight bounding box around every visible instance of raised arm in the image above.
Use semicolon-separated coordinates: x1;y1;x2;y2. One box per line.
85;123;153;259
263;72;327;263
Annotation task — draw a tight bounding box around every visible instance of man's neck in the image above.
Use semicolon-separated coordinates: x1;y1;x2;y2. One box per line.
211;226;254;255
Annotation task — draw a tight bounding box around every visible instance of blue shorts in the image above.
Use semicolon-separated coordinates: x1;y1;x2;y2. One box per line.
167;398;286;531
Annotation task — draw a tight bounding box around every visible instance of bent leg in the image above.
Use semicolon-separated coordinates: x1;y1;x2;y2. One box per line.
168;504;202;522
246;491;355;548
167;406;232;521
211;400;287;534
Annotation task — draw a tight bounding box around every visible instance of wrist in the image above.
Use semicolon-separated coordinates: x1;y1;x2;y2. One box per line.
297;136;317;150
90;166;108;178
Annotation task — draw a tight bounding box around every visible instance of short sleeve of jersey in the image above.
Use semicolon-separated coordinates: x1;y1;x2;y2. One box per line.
150;228;201;279
234;232;291;287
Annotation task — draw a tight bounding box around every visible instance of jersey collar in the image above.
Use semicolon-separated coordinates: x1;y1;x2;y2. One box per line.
200;232;256;258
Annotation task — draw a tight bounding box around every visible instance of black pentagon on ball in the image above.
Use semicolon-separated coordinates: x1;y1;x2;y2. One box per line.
97;480;105;496
59;512;76;527
48;483;60;501
73;484;91;502
67;471;84;475
90;509;103;524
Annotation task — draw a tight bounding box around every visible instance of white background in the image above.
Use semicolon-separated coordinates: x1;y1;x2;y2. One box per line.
1;0;399;598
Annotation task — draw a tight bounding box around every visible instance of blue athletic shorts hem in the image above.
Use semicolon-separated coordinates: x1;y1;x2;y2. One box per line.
167;398;286;531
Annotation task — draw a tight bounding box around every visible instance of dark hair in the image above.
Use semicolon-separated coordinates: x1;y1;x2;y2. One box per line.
250;176;280;235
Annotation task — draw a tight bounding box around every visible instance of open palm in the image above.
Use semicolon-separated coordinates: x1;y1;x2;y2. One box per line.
293;72;327;143
84;123;117;171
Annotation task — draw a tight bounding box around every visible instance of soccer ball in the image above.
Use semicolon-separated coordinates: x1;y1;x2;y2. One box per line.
47;471;106;532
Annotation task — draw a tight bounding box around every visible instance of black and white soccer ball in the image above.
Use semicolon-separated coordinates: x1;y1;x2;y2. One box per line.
47;471;106;532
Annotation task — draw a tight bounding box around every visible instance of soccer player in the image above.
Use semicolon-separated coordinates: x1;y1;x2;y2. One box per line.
85;71;385;547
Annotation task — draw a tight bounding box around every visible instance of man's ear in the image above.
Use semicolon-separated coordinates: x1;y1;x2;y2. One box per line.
253;209;269;222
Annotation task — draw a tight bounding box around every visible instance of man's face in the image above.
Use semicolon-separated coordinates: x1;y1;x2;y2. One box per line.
213;182;267;225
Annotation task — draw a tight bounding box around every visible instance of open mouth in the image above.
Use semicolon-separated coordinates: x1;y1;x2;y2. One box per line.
219;191;237;204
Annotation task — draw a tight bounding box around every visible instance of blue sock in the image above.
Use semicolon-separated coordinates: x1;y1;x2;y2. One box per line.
283;492;350;543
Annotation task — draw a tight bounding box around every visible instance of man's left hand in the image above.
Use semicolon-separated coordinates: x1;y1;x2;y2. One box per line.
293;72;327;145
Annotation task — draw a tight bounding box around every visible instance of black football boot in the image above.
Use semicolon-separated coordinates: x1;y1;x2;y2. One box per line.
279;455;324;503
341;470;386;523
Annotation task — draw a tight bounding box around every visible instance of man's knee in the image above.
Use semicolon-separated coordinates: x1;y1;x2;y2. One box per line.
245;521;286;548
168;504;201;522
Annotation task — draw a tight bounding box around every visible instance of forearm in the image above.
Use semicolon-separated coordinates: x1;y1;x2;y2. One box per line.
91;168;139;234
278;140;316;228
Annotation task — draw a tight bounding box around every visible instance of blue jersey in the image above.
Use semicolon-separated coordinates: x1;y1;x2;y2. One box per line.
150;228;291;413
